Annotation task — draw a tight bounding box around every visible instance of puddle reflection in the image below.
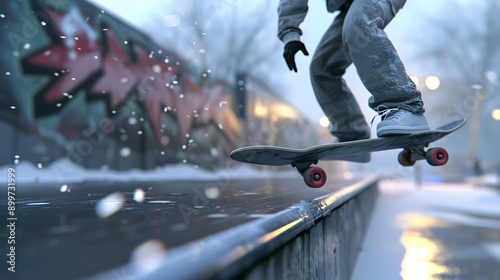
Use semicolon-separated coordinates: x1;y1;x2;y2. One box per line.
398;213;454;280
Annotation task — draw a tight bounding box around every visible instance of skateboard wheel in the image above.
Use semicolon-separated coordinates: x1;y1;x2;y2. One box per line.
426;147;448;166
398;150;416;167
303;166;327;188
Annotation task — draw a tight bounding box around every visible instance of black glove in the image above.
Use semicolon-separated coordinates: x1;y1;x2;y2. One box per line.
283;41;309;72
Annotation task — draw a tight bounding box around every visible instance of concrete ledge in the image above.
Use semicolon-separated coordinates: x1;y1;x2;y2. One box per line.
138;176;379;280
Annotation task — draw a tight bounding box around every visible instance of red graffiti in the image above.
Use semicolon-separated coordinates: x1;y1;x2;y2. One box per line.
23;5;241;147
90;29;137;109
26;8;102;104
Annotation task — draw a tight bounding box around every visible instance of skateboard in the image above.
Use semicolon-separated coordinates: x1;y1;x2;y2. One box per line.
230;119;466;188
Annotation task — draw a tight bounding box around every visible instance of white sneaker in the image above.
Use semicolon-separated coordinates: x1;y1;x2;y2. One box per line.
377;107;430;137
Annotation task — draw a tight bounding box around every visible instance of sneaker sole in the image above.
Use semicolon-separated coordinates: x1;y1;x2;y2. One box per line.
377;125;430;137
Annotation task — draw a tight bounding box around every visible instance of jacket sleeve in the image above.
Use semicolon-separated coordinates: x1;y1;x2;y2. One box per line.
277;0;309;45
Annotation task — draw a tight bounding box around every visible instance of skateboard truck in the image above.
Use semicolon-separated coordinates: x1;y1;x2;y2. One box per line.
291;161;327;188
398;146;449;167
291;145;449;187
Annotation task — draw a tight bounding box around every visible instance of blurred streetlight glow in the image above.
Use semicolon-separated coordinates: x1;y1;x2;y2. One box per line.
424;76;440;91
485;70;498;85
410;75;419;88
492;109;500;121
254;104;268;117
319;116;330;128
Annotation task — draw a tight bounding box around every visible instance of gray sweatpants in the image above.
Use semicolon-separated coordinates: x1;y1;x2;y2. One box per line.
310;0;423;141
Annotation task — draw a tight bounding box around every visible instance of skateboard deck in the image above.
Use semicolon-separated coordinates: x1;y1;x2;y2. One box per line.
230;118;466;188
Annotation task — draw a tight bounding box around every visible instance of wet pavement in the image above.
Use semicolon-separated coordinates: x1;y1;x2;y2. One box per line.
0;176;358;280
3;177;499;280
353;180;500;280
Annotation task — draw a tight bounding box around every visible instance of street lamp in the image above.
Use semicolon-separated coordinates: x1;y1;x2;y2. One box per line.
410;75;420;88
410;75;441;91
492;109;500;121
424;76;441;91
319;116;330;128
469;84;486;176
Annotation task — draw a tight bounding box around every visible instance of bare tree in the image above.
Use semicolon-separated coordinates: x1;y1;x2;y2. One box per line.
411;0;500;171
144;0;281;85
413;0;499;103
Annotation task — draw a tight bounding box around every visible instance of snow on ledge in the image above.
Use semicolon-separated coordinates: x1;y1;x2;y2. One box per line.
1;160;297;184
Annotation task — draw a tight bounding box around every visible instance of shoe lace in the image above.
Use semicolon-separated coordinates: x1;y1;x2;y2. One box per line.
370;104;413;127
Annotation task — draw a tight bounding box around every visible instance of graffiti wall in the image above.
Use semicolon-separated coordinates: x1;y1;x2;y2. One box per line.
0;0;317;171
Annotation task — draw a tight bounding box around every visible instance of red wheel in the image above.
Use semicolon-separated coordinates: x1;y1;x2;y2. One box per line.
303;166;327;188
426;147;448;166
398;150;416;167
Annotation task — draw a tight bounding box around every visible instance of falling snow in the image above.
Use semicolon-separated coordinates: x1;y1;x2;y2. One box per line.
95;192;125;218
204;187;221;199
130;240;167;274
60;184;69;192
133;188;146;203
120;147;131;157
128;118;137;125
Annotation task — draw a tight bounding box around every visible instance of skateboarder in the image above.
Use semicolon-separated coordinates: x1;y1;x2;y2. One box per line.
278;0;430;142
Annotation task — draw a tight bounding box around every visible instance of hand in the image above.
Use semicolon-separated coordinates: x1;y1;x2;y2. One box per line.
283;41;309;72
